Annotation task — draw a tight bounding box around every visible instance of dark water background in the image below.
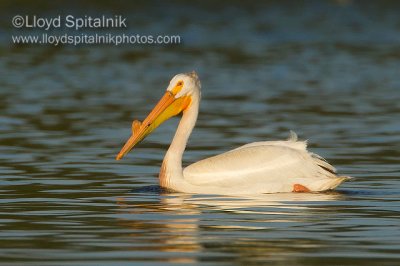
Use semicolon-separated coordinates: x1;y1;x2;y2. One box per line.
0;1;399;265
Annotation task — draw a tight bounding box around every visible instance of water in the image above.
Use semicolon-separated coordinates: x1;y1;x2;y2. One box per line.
1;1;400;265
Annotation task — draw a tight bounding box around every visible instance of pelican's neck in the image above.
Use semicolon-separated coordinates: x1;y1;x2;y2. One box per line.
160;93;199;188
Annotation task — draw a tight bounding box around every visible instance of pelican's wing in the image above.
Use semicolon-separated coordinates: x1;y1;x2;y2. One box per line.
183;139;343;193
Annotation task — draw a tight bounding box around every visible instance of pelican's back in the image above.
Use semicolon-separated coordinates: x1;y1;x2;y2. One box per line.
183;133;347;194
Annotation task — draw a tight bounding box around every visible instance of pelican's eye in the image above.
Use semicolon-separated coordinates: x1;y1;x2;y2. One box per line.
171;80;184;95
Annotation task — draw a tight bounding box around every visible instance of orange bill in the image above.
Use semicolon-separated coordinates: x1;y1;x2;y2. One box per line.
116;91;191;160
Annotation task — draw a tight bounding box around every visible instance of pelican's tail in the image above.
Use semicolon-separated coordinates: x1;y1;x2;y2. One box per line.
323;175;353;191
338;175;355;182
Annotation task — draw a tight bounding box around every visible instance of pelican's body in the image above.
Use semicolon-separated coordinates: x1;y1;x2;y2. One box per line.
116;72;349;194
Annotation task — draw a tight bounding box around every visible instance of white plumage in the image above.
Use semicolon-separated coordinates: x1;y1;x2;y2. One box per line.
116;72;350;195
184;132;346;194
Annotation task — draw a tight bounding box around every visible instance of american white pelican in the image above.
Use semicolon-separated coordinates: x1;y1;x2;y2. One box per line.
116;71;350;194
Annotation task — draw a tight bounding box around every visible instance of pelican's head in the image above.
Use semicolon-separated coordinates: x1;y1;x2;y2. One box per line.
116;71;200;160
167;71;201;97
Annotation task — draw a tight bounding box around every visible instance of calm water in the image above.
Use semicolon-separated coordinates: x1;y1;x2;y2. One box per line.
1;1;400;265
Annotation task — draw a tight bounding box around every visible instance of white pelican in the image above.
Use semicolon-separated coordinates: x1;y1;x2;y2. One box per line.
116;71;350;194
